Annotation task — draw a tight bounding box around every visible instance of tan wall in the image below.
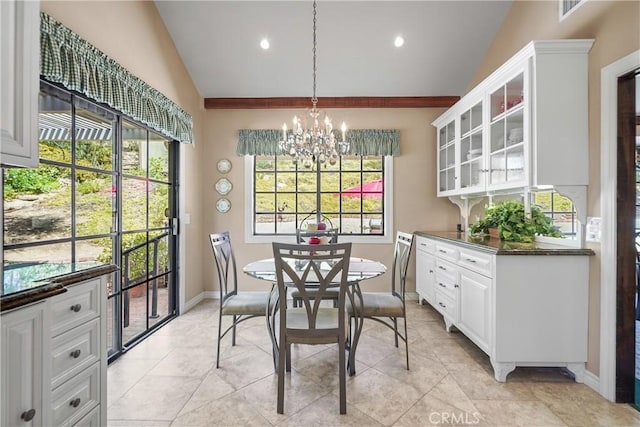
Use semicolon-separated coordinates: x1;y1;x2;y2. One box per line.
41;1;206;302
469;0;640;376
201;108;459;293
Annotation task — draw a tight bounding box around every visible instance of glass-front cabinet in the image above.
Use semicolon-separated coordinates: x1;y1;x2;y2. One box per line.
432;40;593;198
488;72;525;190
459;102;484;192
438;119;456;193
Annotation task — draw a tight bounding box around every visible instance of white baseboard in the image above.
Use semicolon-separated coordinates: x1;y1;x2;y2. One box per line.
583;369;600;395
183;291;218;313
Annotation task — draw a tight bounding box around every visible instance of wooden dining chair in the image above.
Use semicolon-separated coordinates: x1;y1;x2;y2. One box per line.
209;232;272;369
292;228;340;308
272;241;352;414
347;231;414;370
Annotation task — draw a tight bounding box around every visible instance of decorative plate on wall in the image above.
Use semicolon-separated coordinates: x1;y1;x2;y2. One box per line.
215;178;233;195
216;198;231;213
217;159;232;173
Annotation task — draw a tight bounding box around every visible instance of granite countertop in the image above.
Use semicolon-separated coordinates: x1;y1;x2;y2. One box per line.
415;231;595;256
1;262;118;312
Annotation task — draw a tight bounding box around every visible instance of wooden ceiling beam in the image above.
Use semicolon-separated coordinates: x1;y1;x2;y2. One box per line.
204;96;459;109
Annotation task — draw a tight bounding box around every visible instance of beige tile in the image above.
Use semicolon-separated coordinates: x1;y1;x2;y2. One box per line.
472;400;568;426
372;351;447;394
214;345;276;389
427;375;481;415
107;357;162;403
177;371;236;415
238;370;333;423
279;394;384;426
171;391;271;426
108;421;171;427
346;367;424;425
394;394;488;427
446;363;537;401
108;375;201;421
147;347;215;378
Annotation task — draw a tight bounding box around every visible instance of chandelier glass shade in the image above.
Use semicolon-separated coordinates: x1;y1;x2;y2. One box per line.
279;0;349;168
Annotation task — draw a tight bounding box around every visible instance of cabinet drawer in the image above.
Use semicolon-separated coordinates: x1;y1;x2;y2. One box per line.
50;279;101;337
51;318;100;390
51;362;100;427
416;237;435;254
73;404;100;427
435;291;457;322
435;258;458;283
434;242;459;262
458;249;493;277
434;271;458;300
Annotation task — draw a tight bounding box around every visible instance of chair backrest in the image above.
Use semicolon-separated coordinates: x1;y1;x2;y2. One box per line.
296;228;339;244
272;242;352;333
391;231;414;298
209;232;238;301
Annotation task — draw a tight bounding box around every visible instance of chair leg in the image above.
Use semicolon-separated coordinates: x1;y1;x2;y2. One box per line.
232;315;237;346
403;317;410;370
286;343;292;372
393;317;399;347
216;312;223;369
339;338;347;414
277;338;286;414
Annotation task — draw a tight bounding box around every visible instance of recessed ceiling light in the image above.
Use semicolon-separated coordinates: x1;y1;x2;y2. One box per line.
394;35;405;48
260;38;270;50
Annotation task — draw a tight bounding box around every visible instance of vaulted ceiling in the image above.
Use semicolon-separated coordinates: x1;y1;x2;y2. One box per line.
155;1;512;103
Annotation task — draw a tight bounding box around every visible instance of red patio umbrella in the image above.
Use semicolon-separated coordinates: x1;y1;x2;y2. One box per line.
335;178;383;198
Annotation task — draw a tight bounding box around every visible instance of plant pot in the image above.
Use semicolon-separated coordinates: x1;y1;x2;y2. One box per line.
488;227;500;239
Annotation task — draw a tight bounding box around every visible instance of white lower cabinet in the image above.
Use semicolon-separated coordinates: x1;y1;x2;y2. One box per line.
1;302;48;426
415;235;589;383
1;276;107;426
415;237;435;305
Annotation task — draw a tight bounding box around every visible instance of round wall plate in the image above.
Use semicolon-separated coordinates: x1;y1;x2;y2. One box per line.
215;178;233;195
216;198;231;213
217;159;232;173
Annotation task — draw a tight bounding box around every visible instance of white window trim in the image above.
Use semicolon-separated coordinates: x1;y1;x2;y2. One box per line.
559;0;587;22
243;156;394;244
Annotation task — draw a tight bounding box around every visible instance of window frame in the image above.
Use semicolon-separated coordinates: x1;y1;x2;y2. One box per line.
243;155;394;244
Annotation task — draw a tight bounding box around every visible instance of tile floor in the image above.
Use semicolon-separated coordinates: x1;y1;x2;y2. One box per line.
107;299;640;426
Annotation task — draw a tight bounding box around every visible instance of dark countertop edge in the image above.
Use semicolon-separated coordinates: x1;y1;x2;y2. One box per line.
50;264;119;286
1;264;118;313
1;283;67;312
414;231;595;256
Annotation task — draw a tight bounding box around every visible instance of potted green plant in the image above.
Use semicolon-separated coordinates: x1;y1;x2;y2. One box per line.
469;199;564;243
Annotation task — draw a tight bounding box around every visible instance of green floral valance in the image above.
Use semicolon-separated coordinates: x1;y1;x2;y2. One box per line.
40;13;194;144
237;129;400;156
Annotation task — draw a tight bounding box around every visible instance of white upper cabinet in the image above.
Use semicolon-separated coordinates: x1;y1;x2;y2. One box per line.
1;0;40;168
433;39;594;197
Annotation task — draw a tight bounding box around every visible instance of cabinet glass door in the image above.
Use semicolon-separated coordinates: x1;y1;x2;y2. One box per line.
460;102;484;190
438;120;456;193
488;73;525;187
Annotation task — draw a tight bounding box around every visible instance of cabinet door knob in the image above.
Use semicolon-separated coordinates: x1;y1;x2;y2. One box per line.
70;349;82;359
428;269;434;273
70;304;82;313
21;409;36;422
454;284;460;288
70;398;81;408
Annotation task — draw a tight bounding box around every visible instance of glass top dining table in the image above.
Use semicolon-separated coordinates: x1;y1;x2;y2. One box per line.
243;256;386;376
243;257;387;284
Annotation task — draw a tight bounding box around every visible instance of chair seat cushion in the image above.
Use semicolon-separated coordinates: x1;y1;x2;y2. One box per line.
346;293;404;317
221;292;270;316
287;307;340;330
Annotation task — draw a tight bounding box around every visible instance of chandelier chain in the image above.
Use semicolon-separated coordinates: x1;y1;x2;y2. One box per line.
312;0;317;105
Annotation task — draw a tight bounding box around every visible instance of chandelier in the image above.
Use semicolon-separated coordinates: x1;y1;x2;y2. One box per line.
279;0;349;168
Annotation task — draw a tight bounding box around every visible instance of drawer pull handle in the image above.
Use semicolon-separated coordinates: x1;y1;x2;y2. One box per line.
70;304;82;313
438;282;446;288
70;398;81;408
70;349;82;359
21;409;36;422
438;302;446;308
465;258;477;263
438;266;447;271
438;249;447;254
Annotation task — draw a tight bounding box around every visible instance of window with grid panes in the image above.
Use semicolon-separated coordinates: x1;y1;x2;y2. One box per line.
253;154;386;236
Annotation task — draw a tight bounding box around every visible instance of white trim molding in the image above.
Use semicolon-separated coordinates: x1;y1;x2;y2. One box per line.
599;49;640;402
